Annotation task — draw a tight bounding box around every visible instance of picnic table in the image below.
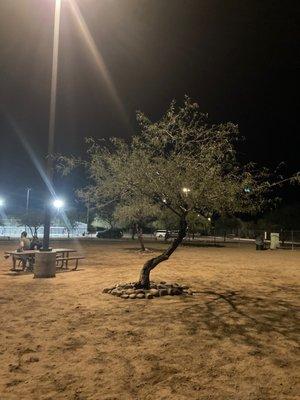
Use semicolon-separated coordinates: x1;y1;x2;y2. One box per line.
4;248;83;272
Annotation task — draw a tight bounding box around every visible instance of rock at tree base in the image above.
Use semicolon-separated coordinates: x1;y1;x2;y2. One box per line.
102;282;194;300
159;289;168;296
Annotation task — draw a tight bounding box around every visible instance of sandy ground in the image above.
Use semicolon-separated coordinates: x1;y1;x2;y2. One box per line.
0;239;299;400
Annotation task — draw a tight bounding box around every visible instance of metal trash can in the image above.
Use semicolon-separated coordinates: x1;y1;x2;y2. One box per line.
270;233;280;250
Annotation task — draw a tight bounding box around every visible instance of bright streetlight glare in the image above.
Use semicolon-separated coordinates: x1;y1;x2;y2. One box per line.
0;198;5;207
182;187;191;194
53;199;64;209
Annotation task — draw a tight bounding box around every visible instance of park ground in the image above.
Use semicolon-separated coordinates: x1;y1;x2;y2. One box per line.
0;239;299;400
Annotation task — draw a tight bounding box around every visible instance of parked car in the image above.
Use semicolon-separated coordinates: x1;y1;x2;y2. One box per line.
154;230;183;240
96;229;123;239
154;230;167;239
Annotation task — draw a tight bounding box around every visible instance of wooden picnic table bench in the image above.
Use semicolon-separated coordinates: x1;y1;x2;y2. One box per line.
56;255;85;270
4;248;83;272
4;249;38;271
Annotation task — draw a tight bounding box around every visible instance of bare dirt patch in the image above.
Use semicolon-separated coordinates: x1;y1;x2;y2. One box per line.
0;240;299;399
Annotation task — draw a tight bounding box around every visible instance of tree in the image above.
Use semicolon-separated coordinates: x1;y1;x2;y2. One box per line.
58;98;298;289
19;210;44;237
187;212;211;238
258;203;300;231
114;198;159;251
214;215;243;240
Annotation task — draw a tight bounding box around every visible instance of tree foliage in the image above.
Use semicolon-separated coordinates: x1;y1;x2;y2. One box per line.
258;203;300;231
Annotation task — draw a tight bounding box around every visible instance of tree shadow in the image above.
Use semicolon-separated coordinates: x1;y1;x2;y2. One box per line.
182;242;224;248
177;286;299;359
123;247;164;253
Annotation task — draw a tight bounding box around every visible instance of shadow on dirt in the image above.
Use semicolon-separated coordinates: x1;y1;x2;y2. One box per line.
176;287;299;356
182;242;224;248
123;247;164;253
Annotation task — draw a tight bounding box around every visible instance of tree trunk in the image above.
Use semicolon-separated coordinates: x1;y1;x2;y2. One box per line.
28;226;34;238
135;215;188;289
137;227;145;251
131;223;137;240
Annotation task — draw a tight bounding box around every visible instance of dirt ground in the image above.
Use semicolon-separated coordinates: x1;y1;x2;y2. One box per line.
0;239;299;400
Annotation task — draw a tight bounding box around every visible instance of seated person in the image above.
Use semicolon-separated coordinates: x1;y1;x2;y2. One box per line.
19;231;31;250
30;235;42;250
255;235;265;250
17;231;31;270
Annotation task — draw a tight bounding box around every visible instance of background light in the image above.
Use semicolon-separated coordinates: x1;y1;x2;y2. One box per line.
0;198;5;207
182;187;191;193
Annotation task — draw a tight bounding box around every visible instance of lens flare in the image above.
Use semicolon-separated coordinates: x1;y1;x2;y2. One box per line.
68;0;129;127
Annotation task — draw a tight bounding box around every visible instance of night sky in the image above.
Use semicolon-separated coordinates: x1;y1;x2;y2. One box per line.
0;0;299;212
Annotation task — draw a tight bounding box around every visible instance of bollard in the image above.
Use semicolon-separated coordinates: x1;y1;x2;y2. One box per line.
34;252;56;278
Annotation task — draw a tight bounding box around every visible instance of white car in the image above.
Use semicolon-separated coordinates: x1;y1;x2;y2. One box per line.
154;230;167;239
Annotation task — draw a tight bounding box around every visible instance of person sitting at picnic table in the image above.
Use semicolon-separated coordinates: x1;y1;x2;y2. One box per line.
16;231;32;270
30;235;42;250
255;234;265;250
18;231;31;251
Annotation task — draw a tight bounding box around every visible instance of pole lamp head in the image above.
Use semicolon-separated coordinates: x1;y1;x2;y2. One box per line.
52;198;64;210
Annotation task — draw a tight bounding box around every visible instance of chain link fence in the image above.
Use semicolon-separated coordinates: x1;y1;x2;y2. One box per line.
184;229;300;249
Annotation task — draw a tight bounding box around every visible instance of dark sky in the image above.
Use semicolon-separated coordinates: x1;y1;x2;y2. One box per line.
0;0;299;212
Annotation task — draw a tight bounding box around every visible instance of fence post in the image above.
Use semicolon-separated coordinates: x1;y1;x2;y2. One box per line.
291;230;294;251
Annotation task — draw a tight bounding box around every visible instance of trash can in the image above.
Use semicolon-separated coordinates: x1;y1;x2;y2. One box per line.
270;233;280;250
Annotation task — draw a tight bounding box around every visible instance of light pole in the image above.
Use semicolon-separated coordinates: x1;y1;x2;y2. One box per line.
42;0;62;251
26;188;31;213
86;198;90;232
0;197;6;228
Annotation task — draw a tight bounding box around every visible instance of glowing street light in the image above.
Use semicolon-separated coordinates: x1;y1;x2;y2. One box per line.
53;199;65;210
0;198;5;207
